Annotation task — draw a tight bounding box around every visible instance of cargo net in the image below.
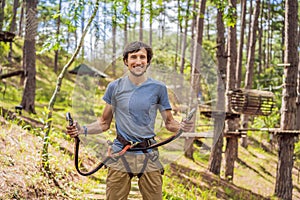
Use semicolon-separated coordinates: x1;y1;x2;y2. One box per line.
229;89;275;116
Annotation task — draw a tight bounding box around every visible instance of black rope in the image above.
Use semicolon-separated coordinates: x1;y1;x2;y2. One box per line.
67;108;196;176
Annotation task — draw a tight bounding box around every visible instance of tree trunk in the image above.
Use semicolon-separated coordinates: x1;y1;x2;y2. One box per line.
18;0;25;36
174;0;182;70
139;0;144;41
275;0;298;199
123;0;128;47
281;0;285;64
179;0;190;74
244;0;260;89
241;0;260;148
189;0;197;69
206;7;210;41
81;6;85;59
246;0;253;60
266;1;271;68
160;4;166;40
257;0;263;74
208;8;226;176
275;135;295;200
54;0;62;73
185;0;206;160
111;1;117;76
0;0;5;31
297;60;300;130
10;0;19;33
224;0;238;181
21;0;38;114
149;0;153;46
42;0;100;172
8;0;19;63
236;0;246;89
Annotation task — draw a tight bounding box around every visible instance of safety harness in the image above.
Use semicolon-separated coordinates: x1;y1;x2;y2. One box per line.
66;108;195;177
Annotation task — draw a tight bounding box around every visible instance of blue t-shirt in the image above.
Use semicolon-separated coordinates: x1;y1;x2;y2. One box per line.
103;76;171;150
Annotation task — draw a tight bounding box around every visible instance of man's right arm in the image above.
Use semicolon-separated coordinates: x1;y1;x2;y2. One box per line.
97;103;113;132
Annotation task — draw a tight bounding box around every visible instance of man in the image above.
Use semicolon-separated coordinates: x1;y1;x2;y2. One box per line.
67;41;193;200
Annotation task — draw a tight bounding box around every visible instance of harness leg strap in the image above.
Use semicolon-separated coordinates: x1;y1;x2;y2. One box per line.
137;153;150;178
120;156;134;179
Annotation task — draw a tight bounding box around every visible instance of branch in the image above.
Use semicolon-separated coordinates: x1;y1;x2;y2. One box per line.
42;0;100;171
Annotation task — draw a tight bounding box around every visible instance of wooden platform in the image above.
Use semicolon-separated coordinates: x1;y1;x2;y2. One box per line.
233;128;300;136
180;131;214;139
267;129;300;135
200;110;239;120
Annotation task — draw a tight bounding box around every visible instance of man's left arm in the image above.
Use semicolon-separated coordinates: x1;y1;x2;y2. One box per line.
162;110;194;133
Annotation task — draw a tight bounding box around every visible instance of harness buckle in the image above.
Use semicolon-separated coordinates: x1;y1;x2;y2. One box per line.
149;151;159;162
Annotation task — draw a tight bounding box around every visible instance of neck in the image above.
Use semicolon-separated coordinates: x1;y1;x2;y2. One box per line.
128;73;147;86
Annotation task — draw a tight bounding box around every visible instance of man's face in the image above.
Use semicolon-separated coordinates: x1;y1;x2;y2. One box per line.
125;48;148;77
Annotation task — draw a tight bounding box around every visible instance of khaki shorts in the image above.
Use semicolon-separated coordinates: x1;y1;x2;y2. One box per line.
105;152;163;200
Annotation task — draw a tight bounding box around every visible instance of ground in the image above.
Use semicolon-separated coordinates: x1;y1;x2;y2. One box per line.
1;114;299;199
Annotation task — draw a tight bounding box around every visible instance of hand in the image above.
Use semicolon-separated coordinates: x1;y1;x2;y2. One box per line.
66;121;82;138
180;120;194;132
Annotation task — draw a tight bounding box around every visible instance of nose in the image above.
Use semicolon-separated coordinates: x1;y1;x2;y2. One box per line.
136;57;142;64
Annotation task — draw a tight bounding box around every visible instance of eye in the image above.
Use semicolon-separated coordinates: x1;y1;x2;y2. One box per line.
140;55;146;59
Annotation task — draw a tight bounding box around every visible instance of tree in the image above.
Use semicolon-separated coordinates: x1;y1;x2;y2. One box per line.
148;0;153;45
186;0;207;160
18;0;25;36
297;59;300;130
42;0;100;172
235;0;246;89
111;0;117;75
21;0;39;114
80;2;86;60
54;0;62;73
208;4;226;175
0;0;5;31
174;0;183;70
122;0;129;46
275;0;299;199
8;0;20;63
246;0;253;61
139;0;144;41
179;0;191;74
224;0;238;181
241;0;260;148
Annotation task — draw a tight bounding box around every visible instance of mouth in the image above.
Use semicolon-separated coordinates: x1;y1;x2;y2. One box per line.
133;65;145;69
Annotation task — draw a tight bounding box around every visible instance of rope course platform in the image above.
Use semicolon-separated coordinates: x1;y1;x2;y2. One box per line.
228;88;275;116
266;129;300;135
180;131;214;139
225;128;300;137
199;110;239;120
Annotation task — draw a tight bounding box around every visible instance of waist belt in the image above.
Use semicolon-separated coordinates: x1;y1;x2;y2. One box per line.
116;134;153;149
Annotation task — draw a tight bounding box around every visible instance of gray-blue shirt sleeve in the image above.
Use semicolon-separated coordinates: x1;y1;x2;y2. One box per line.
159;85;172;111
102;81;117;104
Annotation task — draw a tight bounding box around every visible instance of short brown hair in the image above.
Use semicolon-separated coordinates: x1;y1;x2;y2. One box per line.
123;41;153;64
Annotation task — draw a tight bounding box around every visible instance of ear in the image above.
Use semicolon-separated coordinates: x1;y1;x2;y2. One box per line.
124;59;128;66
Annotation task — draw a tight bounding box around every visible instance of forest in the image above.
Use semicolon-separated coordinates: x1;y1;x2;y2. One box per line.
0;0;300;199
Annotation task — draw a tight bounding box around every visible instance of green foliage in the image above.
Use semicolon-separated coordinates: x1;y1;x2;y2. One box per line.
294;141;300;173
252;107;280;129
38;34;65;54
211;0;237;27
0;43;10;62
224;6;237;27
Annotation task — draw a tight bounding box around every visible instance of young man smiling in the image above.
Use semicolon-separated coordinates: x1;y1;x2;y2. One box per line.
66;41;193;200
